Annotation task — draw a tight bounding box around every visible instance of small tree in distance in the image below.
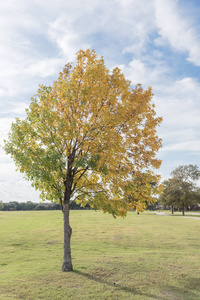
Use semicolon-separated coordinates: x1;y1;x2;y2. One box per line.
4;49;162;272
160;165;200;215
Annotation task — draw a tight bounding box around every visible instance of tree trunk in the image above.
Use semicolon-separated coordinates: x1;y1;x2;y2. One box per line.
62;202;73;272
182;203;185;216
171;205;174;214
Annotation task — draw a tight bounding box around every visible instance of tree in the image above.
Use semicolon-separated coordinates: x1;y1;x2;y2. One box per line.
0;201;3;210
4;49;162;271
35;204;46;210
160;178;180;214
24;201;36;210
160;165;200;215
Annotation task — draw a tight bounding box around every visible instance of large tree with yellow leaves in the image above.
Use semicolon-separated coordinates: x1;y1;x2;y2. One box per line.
4;49;162;271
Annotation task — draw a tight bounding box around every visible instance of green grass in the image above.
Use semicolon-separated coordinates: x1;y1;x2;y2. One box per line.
0;210;200;300
163;211;200;218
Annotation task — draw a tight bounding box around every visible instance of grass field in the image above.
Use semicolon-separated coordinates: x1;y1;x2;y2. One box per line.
0;210;200;300
162;211;200;218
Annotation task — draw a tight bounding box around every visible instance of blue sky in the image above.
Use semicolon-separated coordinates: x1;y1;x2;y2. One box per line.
0;0;200;202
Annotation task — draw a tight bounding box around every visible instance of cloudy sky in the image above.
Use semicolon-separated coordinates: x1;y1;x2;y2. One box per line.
0;0;200;203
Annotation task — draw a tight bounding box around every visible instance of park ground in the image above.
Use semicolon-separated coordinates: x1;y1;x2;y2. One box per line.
0;210;200;299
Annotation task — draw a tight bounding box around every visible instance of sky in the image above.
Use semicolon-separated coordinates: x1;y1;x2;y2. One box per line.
0;0;200;203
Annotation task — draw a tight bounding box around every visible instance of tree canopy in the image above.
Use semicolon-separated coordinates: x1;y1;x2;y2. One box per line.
4;49;162;216
160;165;200;215
4;49;162;271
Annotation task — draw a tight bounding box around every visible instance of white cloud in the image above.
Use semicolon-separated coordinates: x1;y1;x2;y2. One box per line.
159;128;197;145
161;140;200;153
153;76;200;175
121;57;169;86
0;88;9;97
48;20;91;61
0;149;41;203
0;118;14;144
120;1;156;55
155;77;200;129
154;0;200;66
11;102;29;115
0;179;40;203
26;58;64;78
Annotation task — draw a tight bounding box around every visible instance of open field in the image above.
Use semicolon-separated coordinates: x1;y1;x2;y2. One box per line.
0;210;200;300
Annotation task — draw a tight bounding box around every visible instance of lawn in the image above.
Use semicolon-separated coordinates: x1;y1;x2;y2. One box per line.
0;210;199;299
163;211;200;218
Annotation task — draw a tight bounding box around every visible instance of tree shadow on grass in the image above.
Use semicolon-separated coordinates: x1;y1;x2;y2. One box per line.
159;276;200;300
74;269;166;299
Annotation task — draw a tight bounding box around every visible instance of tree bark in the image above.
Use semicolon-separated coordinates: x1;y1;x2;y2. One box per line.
62;201;73;272
171;205;174;214
182;203;185;216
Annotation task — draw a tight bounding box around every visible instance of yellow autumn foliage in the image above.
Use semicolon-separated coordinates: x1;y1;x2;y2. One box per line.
4;49;162;217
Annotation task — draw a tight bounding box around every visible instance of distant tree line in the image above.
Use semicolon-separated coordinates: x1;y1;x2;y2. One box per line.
0;199;162;212
0;201;91;211
0;198;199;213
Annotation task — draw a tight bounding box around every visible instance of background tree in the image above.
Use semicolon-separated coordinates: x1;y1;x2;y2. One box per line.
35;204;47;210
0;200;3;210
24;201;36;210
4;49;162;272
0;201;62;211
160;165;200;215
2;201;19;211
160;178;181;214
